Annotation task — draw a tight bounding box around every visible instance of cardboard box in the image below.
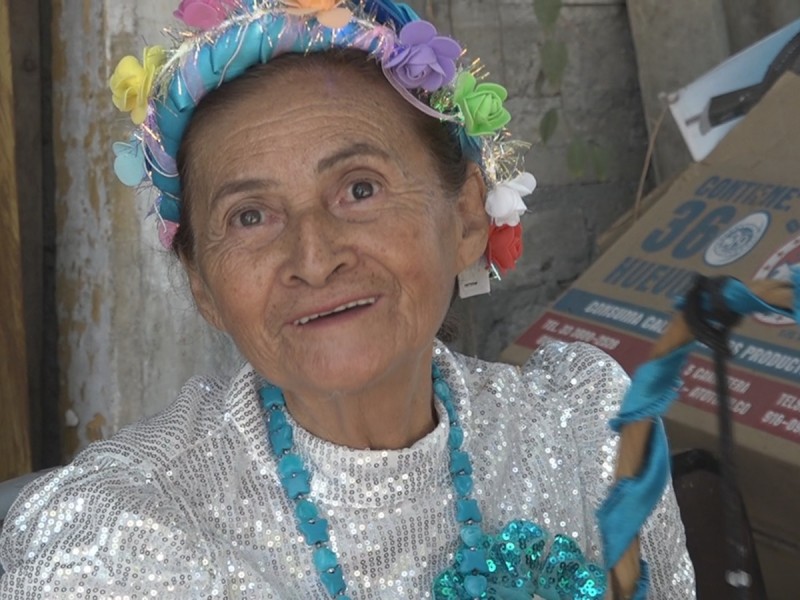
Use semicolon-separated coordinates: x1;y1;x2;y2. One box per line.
502;73;800;597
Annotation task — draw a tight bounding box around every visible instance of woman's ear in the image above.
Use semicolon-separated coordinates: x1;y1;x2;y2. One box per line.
182;257;227;333
454;162;490;271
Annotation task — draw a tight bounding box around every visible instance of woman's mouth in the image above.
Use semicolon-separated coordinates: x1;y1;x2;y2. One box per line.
293;297;378;326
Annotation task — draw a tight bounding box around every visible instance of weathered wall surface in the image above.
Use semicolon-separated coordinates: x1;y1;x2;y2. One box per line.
54;0;646;453
53;1;239;457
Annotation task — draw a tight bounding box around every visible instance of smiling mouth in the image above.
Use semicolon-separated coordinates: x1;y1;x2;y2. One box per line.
293;297;378;326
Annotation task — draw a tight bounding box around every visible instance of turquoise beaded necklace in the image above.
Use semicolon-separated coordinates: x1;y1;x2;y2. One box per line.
258;363;492;599
259;363;611;599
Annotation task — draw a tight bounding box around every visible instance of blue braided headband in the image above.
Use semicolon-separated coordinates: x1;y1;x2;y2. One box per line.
109;0;536;273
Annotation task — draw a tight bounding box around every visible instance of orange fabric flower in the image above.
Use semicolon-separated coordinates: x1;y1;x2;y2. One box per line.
281;0;352;29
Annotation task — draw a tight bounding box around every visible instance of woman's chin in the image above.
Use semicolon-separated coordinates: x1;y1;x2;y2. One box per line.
291;349;394;395
276;335;424;398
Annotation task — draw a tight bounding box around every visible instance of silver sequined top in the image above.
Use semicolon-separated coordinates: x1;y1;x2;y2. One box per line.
0;341;695;598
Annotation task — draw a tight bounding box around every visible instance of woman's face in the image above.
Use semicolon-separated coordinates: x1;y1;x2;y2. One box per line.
184;61;487;396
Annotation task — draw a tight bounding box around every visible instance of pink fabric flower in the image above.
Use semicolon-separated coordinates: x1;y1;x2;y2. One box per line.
159;220;180;249
174;0;238;30
384;21;461;92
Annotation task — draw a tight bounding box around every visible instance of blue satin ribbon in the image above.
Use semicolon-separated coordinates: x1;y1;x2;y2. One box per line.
362;0;419;27
598;269;799;576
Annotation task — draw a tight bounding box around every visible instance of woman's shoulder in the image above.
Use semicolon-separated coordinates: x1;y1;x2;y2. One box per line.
454;340;628;392
522;341;631;427
50;362;256;483
91;371;235;467
0;366;256;579
522;340;630;387
452;341;630;422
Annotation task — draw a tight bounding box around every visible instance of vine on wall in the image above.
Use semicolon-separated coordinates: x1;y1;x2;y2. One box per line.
534;0;610;180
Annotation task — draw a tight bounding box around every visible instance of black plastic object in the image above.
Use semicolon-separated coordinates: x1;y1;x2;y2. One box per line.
671;449;768;600
707;30;800;128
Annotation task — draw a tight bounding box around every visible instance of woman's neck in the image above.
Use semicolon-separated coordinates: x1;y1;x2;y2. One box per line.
280;352;438;450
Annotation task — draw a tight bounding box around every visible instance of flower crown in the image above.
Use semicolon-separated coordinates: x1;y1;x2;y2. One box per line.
109;0;536;295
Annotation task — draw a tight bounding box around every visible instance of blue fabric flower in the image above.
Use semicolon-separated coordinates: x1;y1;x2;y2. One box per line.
112;138;147;186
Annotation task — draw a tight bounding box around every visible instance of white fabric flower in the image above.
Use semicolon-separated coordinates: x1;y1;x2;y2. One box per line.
484;172;537;227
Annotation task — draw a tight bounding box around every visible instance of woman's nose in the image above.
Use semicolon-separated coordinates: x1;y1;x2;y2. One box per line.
280;208;356;287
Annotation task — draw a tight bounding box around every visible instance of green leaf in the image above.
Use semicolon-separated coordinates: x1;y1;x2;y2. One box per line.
589;143;610;181
539;108;559;144
540;40;568;88
534;0;563;31
567;137;589;178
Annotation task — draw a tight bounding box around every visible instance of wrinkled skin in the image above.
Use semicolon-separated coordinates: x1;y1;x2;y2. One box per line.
183;61;489;449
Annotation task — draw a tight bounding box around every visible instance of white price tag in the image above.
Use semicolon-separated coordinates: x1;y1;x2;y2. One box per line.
458;258;491;298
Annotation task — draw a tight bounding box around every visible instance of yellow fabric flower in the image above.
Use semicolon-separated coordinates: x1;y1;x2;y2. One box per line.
109;46;167;125
281;0;352;29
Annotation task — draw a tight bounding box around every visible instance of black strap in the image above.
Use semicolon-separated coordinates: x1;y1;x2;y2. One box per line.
683;275;751;600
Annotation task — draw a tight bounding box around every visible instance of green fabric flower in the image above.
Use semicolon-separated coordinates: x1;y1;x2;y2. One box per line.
453;72;511;136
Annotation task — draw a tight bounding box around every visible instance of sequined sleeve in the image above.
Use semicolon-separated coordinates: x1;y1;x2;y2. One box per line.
0;387;277;599
524;342;697;599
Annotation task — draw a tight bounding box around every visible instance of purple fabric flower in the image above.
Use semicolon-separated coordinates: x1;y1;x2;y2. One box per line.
174;0;238;30
384;21;461;92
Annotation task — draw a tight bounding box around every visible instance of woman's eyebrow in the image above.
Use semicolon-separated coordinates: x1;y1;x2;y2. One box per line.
315;142;391;174
211;178;277;206
210;144;390;206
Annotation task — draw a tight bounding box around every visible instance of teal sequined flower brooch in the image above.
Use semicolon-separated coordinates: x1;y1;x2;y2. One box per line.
433;520;607;600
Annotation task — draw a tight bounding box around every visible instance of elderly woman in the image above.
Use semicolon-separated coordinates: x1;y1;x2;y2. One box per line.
0;1;695;598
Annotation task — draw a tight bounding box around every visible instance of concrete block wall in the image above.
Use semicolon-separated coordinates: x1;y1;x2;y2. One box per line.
54;0;647;453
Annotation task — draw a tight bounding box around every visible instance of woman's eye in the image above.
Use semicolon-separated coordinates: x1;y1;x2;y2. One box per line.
235;209;264;227
349;181;377;202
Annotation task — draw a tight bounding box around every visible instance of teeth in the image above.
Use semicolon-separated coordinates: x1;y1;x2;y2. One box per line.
295;298;376;325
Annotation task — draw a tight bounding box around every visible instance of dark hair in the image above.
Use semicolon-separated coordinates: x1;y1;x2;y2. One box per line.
173;49;470;262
